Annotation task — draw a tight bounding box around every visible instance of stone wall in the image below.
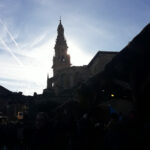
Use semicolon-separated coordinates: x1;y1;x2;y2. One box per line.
88;51;118;76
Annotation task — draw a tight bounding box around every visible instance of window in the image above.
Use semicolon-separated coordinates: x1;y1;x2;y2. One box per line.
52;82;55;87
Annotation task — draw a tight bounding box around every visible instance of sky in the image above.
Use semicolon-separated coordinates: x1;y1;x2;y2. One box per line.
0;0;149;95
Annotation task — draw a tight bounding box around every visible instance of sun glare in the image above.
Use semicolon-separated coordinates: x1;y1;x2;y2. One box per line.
67;40;93;66
22;39;93;95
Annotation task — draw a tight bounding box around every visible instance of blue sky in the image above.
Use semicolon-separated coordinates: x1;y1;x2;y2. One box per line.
0;0;149;95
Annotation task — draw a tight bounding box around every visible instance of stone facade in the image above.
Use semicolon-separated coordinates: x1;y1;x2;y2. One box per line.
44;21;119;95
88;51;118;76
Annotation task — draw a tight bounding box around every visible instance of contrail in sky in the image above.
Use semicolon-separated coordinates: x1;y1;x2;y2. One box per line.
0;38;23;66
0;19;19;48
0;19;23;66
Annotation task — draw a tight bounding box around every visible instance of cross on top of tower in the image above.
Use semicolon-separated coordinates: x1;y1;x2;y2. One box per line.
59;16;61;23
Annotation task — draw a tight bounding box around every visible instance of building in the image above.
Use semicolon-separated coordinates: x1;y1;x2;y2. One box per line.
44;20;118;95
0;86;31;120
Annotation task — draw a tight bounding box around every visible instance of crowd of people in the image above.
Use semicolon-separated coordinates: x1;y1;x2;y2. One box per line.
0;104;147;150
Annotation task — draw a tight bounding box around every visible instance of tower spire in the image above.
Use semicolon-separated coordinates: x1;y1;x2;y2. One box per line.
47;73;49;88
59;16;61;23
47;73;49;79
52;20;71;76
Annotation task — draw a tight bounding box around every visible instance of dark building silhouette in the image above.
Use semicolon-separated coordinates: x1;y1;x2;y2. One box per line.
44;20;118;95
52;19;71;76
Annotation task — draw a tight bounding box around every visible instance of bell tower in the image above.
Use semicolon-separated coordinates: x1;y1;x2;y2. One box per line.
52;19;71;76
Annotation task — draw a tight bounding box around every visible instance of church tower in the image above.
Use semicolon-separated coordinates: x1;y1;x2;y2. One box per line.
52;19;71;76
